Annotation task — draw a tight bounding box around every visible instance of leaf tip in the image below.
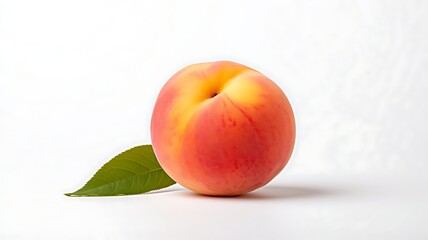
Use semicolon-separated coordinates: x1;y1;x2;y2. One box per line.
64;192;77;197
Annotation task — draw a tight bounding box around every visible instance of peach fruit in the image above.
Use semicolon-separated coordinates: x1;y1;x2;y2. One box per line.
151;61;295;196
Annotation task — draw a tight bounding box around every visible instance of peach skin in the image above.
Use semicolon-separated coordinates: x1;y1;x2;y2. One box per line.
151;61;295;196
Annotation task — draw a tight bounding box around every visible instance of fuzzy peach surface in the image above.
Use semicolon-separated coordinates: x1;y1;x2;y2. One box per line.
151;61;295;196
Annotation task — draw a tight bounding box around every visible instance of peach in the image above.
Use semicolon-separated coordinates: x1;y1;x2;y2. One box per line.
151;61;295;196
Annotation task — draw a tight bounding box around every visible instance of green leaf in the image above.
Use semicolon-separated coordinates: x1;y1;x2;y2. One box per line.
65;145;176;197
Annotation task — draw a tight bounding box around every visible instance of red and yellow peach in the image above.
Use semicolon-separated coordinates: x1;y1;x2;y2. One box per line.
151;61;295;196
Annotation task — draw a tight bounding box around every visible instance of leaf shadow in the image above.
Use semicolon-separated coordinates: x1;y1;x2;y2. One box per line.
145;188;184;195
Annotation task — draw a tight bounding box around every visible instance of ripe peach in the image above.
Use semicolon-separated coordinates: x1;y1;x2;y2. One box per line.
151;61;295;196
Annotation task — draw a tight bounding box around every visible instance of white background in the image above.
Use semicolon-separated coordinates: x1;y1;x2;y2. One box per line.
1;0;428;239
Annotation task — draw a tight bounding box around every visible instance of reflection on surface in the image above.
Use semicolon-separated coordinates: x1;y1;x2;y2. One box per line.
176;185;346;200
241;185;343;200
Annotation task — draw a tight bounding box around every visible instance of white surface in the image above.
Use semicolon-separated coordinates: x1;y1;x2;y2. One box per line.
1;0;428;239
3;174;428;240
